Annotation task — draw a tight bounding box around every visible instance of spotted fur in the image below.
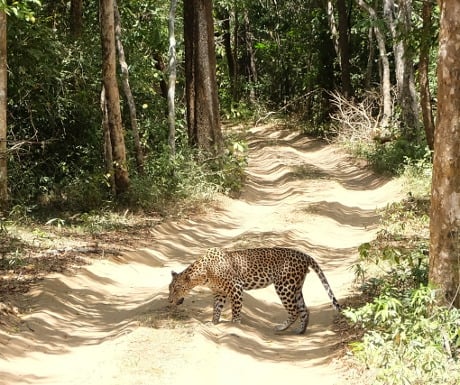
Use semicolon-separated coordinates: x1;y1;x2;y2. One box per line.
168;247;341;334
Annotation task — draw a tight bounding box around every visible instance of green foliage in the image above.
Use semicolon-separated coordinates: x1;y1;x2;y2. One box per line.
3;0;438;219
125;148;218;212
401;151;433;198
0;0;41;22
346;197;460;385
123;135;247;212
345;286;460;385
8;8;102;204
365;140;429;175
206;138;248;196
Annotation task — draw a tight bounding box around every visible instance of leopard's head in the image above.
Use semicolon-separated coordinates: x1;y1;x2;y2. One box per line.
168;271;191;305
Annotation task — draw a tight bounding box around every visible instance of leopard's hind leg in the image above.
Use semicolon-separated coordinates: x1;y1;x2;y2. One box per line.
294;291;309;334
274;283;304;333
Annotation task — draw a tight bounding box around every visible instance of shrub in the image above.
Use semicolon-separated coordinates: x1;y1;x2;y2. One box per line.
345;196;460;385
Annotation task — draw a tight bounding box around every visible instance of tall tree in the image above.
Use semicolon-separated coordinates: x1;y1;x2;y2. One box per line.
0;10;6;209
167;0;177;155
419;0;435;151
70;0;83;38
100;0;130;194
357;0;392;130
242;9;257;104
429;0;460;308
216;5;238;102
184;0;223;153
114;0;143;173
331;0;353;98
383;0;419;137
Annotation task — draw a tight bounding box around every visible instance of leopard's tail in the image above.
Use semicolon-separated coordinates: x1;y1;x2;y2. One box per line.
309;256;342;311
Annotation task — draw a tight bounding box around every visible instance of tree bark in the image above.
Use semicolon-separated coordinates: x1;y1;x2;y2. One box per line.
383;0;419;138
184;0;223;154
114;0;144;173
419;0;435;151
167;0;177;155
100;87;116;195
0;11;7;209
243;9;257;104
70;0;83;39
100;0;129;195
357;0;392;130
337;0;353;98
217;5;238;101
365;26;375;89
326;0;340;57
429;0;460;308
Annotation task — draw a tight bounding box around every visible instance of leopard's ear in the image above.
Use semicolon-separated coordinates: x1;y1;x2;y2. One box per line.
171;271;178;277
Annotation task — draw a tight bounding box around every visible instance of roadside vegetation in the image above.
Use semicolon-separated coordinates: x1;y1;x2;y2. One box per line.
338;155;460;384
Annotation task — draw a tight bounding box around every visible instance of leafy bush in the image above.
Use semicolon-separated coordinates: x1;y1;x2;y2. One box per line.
125;147;219;212
345;197;460;385
205;138;248;197
122;135;247;212
345;286;460;385
366;140;428;175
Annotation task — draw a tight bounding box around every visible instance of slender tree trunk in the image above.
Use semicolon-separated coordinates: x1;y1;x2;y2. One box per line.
365;27;375;89
70;0;83;38
101;87;116;195
326;0;340;57
384;0;419;137
429;0;460;309
243;9;257;104
100;0;129;195
217;5;237;101
419;0;435;151
184;0;223;153
337;0;353;98
114;0;144;173
0;11;7;209
168;0;177;155
153;52;168;99
357;0;392;130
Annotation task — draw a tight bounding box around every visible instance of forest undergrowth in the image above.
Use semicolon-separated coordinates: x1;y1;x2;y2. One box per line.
337;158;460;385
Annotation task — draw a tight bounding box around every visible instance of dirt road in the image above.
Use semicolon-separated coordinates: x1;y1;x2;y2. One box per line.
0;123;403;385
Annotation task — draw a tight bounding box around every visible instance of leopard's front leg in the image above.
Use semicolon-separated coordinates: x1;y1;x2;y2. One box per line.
212;293;227;324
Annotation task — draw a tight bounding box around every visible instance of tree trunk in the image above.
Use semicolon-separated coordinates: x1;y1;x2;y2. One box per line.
337;0;353;98
153;52;168;99
419;0;435;151
384;0;419;138
101;87;116;195
326;0;340;57
365;27;375;89
167;0;177;155
100;0;129;195
0;11;7;209
217;5;238;102
243;9;257;104
70;0;83;38
429;0;460;308
357;0;392;130
184;0;223;154
114;0;144;173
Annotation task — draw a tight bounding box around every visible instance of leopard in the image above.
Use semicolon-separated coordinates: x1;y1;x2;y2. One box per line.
168;247;341;334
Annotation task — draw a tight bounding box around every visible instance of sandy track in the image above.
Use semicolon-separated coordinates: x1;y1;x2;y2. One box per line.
0;123;403;385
